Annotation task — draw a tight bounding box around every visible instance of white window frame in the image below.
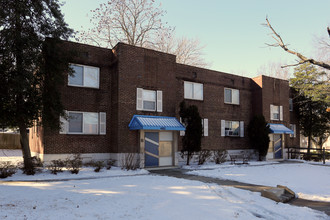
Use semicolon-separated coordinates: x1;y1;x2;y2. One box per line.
224;88;240;105
290;124;296;138
225;121;240;137
221;120;244;137
136;88;162;112
60;111;106;135
270;104;283;121
68;64;100;89
201;118;208;137
184;81;203;101
142;89;156;111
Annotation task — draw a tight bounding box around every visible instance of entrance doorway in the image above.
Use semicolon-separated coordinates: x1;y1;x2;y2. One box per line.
274;134;282;159
144;132;173;167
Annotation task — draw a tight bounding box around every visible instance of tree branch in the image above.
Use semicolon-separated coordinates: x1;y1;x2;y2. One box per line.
265;17;330;70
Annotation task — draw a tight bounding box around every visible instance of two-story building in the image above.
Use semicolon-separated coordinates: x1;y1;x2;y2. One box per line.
29;40;300;167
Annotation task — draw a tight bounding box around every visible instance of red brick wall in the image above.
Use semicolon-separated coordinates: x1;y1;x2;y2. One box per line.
36;41;300;155
41;41;115;154
112;43;177;153
255;75;300;148
111;43;254;152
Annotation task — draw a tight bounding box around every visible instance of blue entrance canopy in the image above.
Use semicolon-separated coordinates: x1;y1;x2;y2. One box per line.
129;115;186;131
268;123;294;134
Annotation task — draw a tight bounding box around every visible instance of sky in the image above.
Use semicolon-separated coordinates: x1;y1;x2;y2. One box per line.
60;0;330;78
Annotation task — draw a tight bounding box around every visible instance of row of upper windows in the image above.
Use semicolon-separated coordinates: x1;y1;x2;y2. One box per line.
183;81;239;104
68;64;240;105
68;64;293;113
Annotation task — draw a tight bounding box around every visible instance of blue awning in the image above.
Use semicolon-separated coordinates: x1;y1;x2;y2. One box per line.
268;123;294;134
129;115;186;131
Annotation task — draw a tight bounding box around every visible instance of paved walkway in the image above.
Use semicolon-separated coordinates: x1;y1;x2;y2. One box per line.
150;168;330;216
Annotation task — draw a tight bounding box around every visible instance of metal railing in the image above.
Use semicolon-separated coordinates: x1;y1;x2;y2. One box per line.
287;146;329;164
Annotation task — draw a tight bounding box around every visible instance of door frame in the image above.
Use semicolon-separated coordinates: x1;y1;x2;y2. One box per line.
268;134;285;160
139;130;177;168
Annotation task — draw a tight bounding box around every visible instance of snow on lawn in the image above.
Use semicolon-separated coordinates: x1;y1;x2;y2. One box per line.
1;175;328;220
187;162;330;202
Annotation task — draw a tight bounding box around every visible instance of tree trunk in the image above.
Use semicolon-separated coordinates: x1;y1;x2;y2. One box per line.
307;134;311;156
18;122;34;175
186;152;190;165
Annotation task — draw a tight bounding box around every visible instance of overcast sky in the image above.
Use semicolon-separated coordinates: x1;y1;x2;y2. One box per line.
61;0;330;78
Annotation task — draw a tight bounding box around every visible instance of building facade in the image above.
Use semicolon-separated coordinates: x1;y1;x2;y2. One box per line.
29;40;300;167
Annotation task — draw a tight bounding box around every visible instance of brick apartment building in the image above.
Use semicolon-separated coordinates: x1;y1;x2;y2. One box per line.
29;40;300;167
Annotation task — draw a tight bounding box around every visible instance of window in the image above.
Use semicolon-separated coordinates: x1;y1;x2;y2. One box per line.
221;120;244;137
289;98;293;111
224;88;239;105
136;88;162;112
184;81;203;100
60;111;106;135
225;121;240;136
270;104;283;121
290;124;296;138
68;64;100;88
180;118;208;137
272;105;280;120
201;118;208;137
68;112;83;133
143;90;156;111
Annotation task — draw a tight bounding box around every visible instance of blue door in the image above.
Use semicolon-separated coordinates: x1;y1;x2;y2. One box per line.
145;132;159;167
274;134;282;159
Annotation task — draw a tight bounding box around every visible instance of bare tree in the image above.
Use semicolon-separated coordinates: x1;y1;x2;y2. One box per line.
313;34;330;66
152;29;209;67
174;37;209;68
264;17;330;70
77;0;208;68
78;0;166;48
257;61;290;80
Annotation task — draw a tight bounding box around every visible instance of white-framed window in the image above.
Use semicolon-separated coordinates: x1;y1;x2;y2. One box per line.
224;88;239;105
60;111;106;135
136;88;162;112
184;81;203;100
180;118;208;137
68;64;100;88
270;104;283;121
201;118;208;137
221;120;244;137
289;98;293;111
290;124;296;138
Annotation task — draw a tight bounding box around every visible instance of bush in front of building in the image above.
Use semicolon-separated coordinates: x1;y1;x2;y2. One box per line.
247;115;270;161
47;159;66;174
121;153;139;170
197;150;212;165
65;154;83;174
105;159;116;170
85;160;105;172
0;162;17;178
213;149;228;164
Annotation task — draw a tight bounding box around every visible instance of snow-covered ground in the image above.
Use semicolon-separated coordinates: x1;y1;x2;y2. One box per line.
1;172;328;220
187;161;330;202
1;151;329;219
